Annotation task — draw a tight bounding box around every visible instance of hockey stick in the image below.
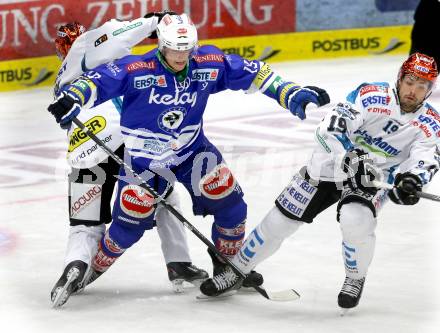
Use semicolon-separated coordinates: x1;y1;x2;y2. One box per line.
71;117;299;302
372;180;440;202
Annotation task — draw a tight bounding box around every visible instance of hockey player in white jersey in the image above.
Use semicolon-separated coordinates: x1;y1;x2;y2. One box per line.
51;13;208;308
201;53;440;311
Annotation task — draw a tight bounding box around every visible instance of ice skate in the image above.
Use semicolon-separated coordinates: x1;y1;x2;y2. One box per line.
338;277;365;315
166;262;209;293
50;260;87;308
199;265;243;297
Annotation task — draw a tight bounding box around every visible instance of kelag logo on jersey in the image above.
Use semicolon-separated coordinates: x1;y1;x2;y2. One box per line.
191;69;218;82
134;75;167;89
354;129;401;157
361;95;391;108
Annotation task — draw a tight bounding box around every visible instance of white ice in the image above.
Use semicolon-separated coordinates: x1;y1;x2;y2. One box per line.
0;55;439;333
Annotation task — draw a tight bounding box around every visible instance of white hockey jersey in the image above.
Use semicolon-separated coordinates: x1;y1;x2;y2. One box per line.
54;17;158;168
307;82;440;185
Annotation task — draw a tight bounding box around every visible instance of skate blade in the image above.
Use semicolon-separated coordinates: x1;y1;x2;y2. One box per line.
171;278;208;293
196;290;237;300
51;268;80;309
171;279;185;293
339;307;350;316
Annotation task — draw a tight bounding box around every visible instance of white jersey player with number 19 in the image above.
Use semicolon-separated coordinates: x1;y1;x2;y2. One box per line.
202;53;440;312
50;13;208;309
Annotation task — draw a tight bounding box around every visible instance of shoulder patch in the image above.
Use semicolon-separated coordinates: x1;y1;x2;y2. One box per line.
359;84;388;96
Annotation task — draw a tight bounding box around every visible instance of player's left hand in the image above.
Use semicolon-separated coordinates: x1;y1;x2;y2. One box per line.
388;172;422;205
288;86;330;120
47;91;81;129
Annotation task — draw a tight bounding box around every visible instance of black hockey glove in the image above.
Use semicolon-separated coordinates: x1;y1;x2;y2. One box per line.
47;91;81;129
388;172;422;205
287;86;330;120
145;10;177;39
342;149;379;195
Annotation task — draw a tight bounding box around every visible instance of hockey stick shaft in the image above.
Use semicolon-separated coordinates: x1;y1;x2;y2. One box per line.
72;117;275;299
372;180;440;202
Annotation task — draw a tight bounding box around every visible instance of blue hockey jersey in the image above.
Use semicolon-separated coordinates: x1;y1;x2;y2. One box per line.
63;45;297;169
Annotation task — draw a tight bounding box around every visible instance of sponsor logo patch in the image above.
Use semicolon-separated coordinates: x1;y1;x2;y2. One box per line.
68;116;106;152
112;21;142;36
215;222;246;237
148;88;197;107
200;164;237;200
193;54;224;63
359;85;388;96
361;95;391;108
367;107;391;115
216;238;243;256
134;74;167;89
191;69;218;82
94;34;108;47
70;184;102;217
103;232;124;255
106;62;122;76
354;129;402;157
120;185;155;219
277;174;317;218
126;61;156;72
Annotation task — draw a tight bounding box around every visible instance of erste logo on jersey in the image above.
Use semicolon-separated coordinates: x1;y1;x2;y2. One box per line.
126;60;156;72
411;109;440;138
120;185;155;218
359;85;388;96
158;107;186;132
134;75;167;89
361;95;391;108
191;69;218;82
200;164;237;200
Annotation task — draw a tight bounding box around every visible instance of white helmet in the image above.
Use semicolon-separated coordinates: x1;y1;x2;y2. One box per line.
157;14;198;51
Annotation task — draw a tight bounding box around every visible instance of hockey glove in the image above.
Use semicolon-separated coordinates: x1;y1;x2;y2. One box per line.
47;91;81;129
388;172;422;205
288;86;330;120
145;10;177;39
342;149;379;195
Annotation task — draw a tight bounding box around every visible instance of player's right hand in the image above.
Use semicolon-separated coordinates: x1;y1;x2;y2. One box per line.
145;10;177;39
287;86;330;120
47;91;81;129
388;172;422;205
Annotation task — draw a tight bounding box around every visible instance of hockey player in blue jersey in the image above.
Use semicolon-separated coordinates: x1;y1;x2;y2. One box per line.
47;13;330;295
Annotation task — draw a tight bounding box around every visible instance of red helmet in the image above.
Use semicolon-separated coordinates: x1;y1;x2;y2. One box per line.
398;52;438;86
55;22;86;60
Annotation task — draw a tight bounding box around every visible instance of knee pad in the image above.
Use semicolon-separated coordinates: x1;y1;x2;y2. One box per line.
339;203;377;242
259;206;303;241
69;224;105;239
108;222;145;250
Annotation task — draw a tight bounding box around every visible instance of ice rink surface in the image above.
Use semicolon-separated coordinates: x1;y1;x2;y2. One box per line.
0;55;439;333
